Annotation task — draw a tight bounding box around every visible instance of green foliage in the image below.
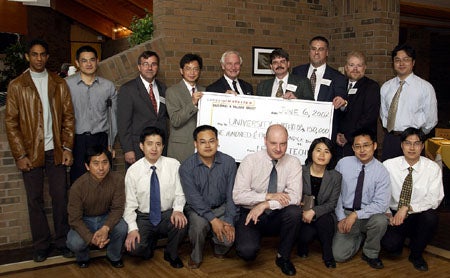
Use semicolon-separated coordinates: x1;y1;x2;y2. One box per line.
128;10;154;47
0;41;28;91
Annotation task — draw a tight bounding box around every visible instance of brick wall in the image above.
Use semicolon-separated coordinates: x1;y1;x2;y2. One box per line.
0;0;401;250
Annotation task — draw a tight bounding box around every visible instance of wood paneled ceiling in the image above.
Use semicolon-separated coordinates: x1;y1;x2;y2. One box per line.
51;0;152;39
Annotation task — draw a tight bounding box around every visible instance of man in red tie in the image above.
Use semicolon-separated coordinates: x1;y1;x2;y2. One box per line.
118;51;169;168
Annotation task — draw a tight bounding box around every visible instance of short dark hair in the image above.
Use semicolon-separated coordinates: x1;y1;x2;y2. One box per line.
138;51;160;65
305;137;337;170
140;126;166;144
270;48;289;63
352;128;376;143
309;36;329;48
84;145;112;166
180;53;203;69
391;43;416;61
401;127;426;143
27;39;49;54
193;125;218;140
76;45;98;60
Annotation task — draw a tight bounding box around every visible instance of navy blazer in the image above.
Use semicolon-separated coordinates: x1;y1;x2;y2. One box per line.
302;164;341;220
256;74;314;100
117;76;168;159
206;76;254;95
292;63;347;101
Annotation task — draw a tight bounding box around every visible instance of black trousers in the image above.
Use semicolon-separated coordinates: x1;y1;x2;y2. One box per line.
22;150;69;251
128;210;187;259
297;212;336;261
70;132;108;184
381;209;438;258
381;133;403;161
235;205;302;260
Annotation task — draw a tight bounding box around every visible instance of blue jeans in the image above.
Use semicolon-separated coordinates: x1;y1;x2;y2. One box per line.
66;214;127;262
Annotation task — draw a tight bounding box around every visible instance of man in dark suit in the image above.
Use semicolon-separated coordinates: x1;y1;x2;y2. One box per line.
117;51;168;168
206;50;253;95
256;48;313;100
336;51;380;158
166;53;205;163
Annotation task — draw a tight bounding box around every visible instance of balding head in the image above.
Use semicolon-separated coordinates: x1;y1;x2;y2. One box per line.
264;124;288;160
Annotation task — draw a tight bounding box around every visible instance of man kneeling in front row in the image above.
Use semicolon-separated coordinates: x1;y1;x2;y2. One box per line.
67;146;127;268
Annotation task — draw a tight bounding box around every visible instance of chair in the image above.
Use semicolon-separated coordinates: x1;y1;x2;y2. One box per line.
435;128;450;139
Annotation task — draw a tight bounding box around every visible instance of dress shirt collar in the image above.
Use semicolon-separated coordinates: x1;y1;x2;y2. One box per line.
395;72;415;85
399;155;423;172
276;73;289;85
183;79;196;94
224;74;236;83
140;75;155;91
194;151;223;167
142;156;163;171
355;155;377;168
308;63;326;77
75;72;99;86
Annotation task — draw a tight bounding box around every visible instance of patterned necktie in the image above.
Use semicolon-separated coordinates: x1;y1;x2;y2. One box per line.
149;166;161;226
310;69;317;92
352;165;365;210
275;80;283;97
386;80;405;132
232;80;240;94
398;167;413;209
268;160;278;193
149;83;157;113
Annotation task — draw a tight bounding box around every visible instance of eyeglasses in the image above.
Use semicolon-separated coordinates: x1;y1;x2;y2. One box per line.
139;62;158;68
353;142;373;151
393;57;413;64
183;66;200;73
403;140;423;147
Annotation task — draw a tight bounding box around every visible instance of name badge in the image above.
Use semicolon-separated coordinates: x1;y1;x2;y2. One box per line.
160;96;166;104
321;79;332;86
286;84;298;92
348;88;358;95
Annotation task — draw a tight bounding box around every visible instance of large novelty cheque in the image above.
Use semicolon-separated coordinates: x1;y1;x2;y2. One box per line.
197;92;334;163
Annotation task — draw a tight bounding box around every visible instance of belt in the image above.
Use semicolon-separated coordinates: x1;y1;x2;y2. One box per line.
343;207;360;211
383;128;402;136
77;131;106;136
211;204;222;210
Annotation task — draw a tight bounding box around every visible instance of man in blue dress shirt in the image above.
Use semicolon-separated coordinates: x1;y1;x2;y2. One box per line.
179;125;237;268
332;128;390;269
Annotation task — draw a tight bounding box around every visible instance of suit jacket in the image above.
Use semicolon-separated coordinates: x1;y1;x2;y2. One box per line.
292;64;347;101
256;74;314;100
206;76;254;95
339;76;380;143
302;164;341;220
117;76;168;160
166;80;206;163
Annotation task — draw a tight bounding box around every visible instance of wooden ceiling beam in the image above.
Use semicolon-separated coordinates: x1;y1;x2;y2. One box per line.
73;0;146;28
400;2;450;23
126;0;153;12
52;0;116;38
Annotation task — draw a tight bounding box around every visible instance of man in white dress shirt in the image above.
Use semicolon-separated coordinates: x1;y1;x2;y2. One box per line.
123;126;188;268
380;44;438;161
382;128;444;271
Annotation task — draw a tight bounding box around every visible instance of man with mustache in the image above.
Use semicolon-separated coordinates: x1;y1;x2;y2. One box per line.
336;51;380;158
256;48;313;100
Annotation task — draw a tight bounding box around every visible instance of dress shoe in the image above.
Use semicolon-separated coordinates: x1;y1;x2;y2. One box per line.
164;253;184;268
77;260;90;268
57;246;75;258
33;249;48;263
275;256;296;276
361;253;384;269
408;255;428;271
106;256;124;268
187;257;201;269
324;259;336;268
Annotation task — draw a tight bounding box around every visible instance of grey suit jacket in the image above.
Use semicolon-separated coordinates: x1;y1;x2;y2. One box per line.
302;164;341;220
117;76;168;160
166;80;205;163
256;74;314;100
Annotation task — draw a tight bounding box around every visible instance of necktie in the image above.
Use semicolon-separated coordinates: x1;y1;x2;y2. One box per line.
232;80;240;94
347;81;354;92
310;69;317;92
352;165;365;210
275;80;283;97
398;167;413;209
149;166;161;226
268;160;278;193
192;87;196;95
386;80;405;132
149;83;157;113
